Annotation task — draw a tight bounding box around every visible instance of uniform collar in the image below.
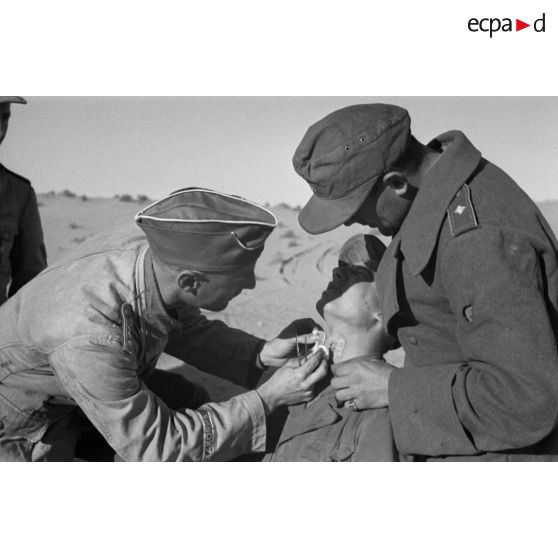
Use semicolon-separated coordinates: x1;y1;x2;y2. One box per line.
398;130;482;276
140;247;181;334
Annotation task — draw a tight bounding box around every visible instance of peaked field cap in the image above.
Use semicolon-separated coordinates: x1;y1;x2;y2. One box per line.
135;188;277;272
0;96;27;104
293;103;411;234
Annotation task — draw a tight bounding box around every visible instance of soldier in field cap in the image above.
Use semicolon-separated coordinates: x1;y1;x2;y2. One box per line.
293;103;558;461
0;188;327;461
0;96;47;304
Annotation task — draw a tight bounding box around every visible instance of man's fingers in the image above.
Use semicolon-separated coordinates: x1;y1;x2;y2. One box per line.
277;318;322;339
334;387;355;405
330;375;351;391
303;360;328;387
282;332;321;346
297;350;325;375
331;363;350;377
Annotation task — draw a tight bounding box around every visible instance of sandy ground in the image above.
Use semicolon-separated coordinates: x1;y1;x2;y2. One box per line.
37;193;558;402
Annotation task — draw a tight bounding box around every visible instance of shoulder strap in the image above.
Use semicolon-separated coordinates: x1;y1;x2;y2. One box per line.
446;160;486;238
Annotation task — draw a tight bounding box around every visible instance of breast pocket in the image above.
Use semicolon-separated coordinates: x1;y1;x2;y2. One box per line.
0;222;19;273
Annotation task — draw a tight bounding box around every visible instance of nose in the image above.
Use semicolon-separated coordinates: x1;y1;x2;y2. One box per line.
244;271;256;290
332;267;347;282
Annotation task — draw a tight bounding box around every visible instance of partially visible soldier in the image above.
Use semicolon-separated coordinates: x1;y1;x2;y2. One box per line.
0;188;326;461
0;96;47;304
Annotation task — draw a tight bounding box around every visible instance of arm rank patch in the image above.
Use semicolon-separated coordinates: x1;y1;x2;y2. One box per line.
447;183;478;237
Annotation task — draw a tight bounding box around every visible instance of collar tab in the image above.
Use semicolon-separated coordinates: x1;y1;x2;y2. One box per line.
400;131;482;276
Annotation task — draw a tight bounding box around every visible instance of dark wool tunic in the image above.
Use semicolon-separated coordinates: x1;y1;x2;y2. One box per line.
378;131;558;461
0;164;47;303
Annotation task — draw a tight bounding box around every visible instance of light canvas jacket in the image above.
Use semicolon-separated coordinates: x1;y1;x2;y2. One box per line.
0;225;266;461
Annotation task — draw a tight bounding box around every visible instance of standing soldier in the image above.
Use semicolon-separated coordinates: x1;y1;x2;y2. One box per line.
293;103;558;461
0;96;47;304
0;188;326;461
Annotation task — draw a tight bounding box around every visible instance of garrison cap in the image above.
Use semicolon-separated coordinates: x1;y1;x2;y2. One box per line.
0;97;27;104
135;188;277;272
293;104;411;234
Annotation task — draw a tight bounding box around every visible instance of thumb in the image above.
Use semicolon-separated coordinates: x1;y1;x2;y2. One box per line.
297;350;325;376
305;359;329;385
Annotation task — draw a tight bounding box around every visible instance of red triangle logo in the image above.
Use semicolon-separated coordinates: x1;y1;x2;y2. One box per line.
516;19;530;31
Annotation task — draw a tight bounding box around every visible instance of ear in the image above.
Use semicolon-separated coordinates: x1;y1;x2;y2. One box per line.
382;172;409;196
375;172;417;235
177;270;206;295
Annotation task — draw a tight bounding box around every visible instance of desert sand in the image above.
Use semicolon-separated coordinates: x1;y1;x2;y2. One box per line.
37;193;558;401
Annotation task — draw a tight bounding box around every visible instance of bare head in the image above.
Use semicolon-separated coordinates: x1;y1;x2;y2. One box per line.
317;234;397;356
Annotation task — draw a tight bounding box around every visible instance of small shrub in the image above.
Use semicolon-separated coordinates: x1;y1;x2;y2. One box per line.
281;229;298;239
136;194;150;203
118;194;134;202
69;223;82;230
81;195;88;202
62;189;76;198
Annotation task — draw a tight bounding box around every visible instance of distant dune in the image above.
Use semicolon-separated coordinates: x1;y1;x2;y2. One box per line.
36;193;558;401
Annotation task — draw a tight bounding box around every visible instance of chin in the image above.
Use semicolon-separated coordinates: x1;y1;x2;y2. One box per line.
205;300;230;312
323;303;341;321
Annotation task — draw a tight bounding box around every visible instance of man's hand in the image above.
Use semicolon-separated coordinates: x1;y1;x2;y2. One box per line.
330;357;396;410
259;318;323;368
256;351;328;414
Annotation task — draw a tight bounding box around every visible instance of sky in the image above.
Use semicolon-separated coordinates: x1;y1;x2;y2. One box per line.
2;96;557;206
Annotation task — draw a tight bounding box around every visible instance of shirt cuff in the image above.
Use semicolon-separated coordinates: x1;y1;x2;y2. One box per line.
242;390;267;453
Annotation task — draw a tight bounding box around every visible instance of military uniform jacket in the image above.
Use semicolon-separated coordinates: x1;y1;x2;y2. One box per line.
377;131;558;460
0;164;47;303
0;225;266;461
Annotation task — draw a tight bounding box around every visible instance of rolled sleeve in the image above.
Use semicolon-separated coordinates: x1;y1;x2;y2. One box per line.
50;337;265;461
199;390;266;460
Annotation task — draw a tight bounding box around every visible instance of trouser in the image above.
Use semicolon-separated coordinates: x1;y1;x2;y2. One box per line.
0;369;210;462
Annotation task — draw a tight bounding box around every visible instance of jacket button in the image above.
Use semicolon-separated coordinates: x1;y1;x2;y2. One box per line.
408;336;418;345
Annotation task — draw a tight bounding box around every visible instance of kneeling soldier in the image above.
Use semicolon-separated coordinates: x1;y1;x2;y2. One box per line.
0;188;326;461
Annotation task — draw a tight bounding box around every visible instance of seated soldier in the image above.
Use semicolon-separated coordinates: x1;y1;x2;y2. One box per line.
263;233;399;461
